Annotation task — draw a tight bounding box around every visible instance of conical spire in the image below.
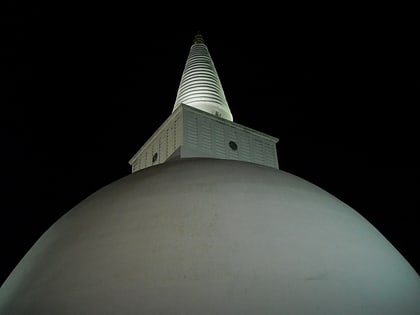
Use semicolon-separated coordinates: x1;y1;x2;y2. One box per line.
129;33;279;173
173;33;233;121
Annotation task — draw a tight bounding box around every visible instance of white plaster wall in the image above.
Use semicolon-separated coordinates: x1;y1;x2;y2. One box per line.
131;111;183;172
183;107;279;169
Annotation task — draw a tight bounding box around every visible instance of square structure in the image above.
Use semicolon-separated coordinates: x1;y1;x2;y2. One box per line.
129;104;279;173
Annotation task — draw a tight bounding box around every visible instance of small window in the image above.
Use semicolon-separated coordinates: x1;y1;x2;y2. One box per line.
152;152;158;163
229;141;238;151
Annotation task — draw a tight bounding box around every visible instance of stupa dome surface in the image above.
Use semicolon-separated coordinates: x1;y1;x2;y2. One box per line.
1;158;419;314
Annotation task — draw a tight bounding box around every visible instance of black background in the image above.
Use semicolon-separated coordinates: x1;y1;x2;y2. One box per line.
2;3;419;285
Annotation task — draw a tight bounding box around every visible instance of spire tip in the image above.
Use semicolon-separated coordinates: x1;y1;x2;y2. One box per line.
194;31;204;44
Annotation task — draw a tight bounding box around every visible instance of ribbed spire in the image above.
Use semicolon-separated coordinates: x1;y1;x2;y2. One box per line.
173;33;233;121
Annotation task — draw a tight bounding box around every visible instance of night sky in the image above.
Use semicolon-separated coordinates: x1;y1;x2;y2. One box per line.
2;4;419;285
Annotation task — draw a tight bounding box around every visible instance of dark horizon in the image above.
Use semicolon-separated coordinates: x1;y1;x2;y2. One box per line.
2;4;419;284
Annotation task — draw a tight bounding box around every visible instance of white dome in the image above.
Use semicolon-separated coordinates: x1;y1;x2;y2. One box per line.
0;159;419;314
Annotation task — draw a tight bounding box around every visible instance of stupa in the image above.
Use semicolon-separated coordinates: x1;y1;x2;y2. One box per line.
1;33;419;315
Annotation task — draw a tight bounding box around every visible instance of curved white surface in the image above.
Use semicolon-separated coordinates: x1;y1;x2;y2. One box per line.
1;159;419;314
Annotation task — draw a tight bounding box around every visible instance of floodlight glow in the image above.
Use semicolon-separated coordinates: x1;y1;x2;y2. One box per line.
173;40;233;121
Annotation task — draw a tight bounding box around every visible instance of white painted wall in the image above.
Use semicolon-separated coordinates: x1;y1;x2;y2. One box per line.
130;105;278;172
130;107;183;172
182;105;278;168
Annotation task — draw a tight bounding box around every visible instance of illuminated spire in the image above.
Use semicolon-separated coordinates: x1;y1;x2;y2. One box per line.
129;33;278;173
173;33;233;121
